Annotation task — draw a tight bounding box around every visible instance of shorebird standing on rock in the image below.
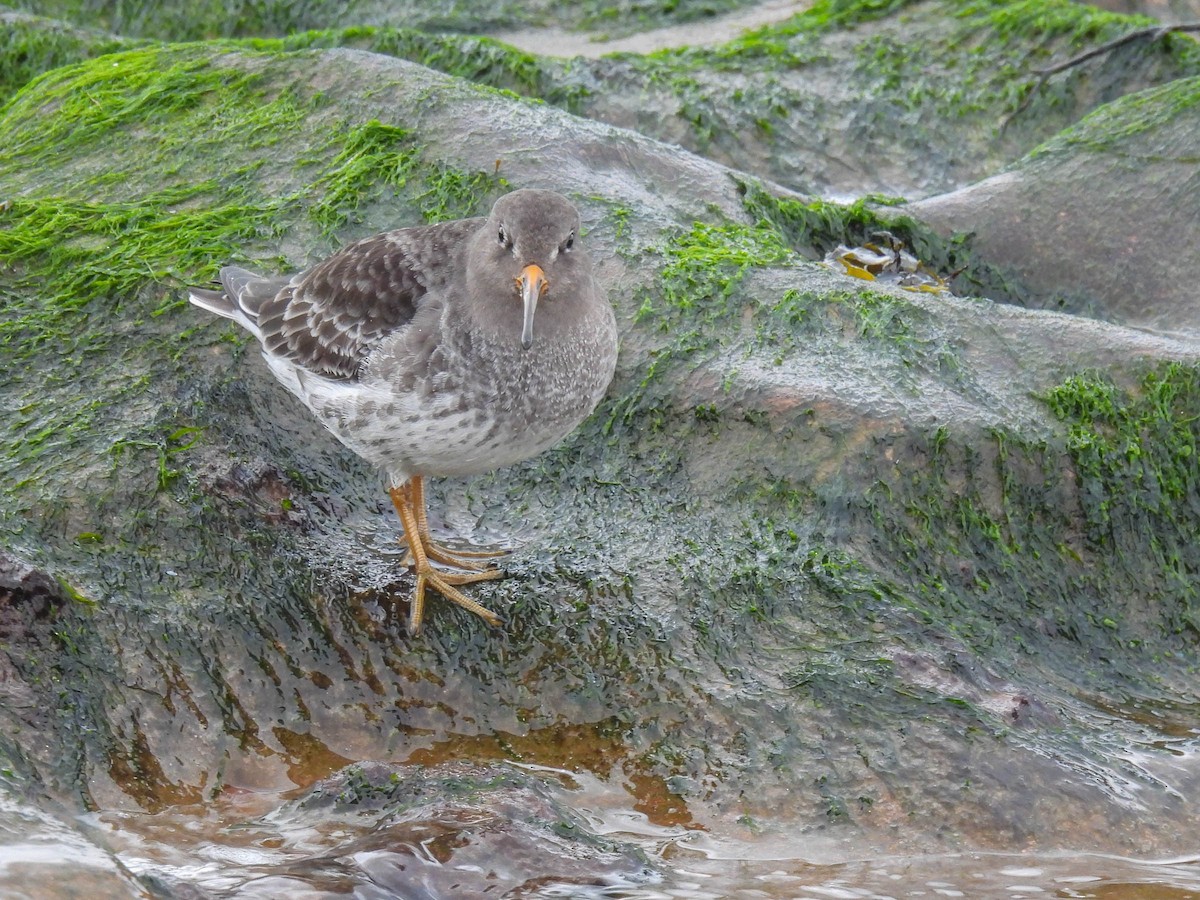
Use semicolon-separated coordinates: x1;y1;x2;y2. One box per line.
190;189;619;633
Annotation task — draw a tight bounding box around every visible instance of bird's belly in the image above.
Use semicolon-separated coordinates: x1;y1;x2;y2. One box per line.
287;368;597;477
328;394;583;477
276;315;615;480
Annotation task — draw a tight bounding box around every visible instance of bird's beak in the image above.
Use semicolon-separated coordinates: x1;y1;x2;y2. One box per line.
518;263;548;350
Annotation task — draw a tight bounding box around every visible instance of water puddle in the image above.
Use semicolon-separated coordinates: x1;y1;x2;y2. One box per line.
1;758;1196;899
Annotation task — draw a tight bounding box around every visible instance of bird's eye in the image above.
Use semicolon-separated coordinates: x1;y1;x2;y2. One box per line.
563;232;575;252
497;226;507;246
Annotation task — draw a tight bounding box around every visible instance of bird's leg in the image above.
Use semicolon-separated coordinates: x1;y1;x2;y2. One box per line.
389;480;505;634
402;475;508;568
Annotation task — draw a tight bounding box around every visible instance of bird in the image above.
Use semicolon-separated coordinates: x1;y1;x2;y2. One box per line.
189;188;619;634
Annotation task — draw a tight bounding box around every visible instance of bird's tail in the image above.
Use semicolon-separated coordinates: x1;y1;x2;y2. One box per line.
188;265;289;340
187;285;236;317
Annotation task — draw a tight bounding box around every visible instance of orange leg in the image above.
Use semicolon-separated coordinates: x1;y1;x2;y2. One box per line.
407;475;509;568
389;478;505;634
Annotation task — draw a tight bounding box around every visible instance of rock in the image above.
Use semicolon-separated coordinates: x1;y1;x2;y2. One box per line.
911;76;1200;335
245;3;1200;200
0;551;68;642
563;0;1200;198
2;0;769;42
272;761;656;894
0;552;68;722
8;4;1199;201
1092;0;1200;17
0;7;1198;886
0;11;138;103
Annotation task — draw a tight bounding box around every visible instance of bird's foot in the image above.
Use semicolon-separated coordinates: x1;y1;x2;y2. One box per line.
408;565;505;634
388;477;508;634
398;537;509;572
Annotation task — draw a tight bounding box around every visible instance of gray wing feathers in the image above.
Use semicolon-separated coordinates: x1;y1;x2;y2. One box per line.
188;217;482;381
187;285;233;317
187;266;289;341
221;266;290;319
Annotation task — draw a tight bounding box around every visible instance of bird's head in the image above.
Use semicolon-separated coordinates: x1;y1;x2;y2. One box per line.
473;189;590;350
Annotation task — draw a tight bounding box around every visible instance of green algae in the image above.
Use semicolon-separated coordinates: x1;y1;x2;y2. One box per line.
4;0;1152;188
740;183;908;254
609;208;965;455
607;199;1200;698
597;0;1200;190
308;118;506;232
0;13;137;102
962;0;1156;45
739;180;1061;312
307;121;421;233
0;19;1197;841
639;216;916;343
5;0;762;42
1043;365;1200;541
415;164;508;224
803;0;919;29
254;27;591;114
0;189;284;506
645;221;794;320
0;45;506;519
4;0;359;41
0;191;281;350
8;0;1194;206
683;0;922;65
1031;75;1200;155
648;0;1186;81
861;362;1200;682
608;221;796;431
746;283;936;375
0;46;312;199
568;0;754;34
0;49;306;505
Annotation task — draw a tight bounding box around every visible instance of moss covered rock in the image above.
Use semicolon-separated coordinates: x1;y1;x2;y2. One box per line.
912;75;1200;333
4;0;765;41
9;2;1199;200
0;11;1198;890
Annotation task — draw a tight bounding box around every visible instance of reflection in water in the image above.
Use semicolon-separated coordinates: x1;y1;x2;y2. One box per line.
657;840;1200;899
5;691;1200;898
1;760;1194;899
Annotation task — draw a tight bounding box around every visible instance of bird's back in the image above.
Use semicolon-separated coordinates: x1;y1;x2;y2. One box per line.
188;217;481;380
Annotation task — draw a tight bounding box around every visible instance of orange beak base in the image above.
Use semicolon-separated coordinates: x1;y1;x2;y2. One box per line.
518;263;548;350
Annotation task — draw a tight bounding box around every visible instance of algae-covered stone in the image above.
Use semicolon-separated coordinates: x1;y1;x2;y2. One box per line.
217;2;1200;199
0;17;1199;887
525;0;1200;197
9;2;1198;201
4;0;763;41
0;11;139;102
912;75;1200;333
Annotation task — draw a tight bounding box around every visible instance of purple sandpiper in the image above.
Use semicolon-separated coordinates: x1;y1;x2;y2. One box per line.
190;189;618;633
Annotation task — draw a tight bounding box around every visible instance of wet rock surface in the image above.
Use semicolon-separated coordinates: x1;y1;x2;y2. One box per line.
0;552;68;641
4;0;769;40
0;552;67;725
1;2;1199;897
911;75;1200;334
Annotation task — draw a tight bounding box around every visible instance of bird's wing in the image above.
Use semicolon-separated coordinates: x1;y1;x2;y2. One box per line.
253;217;484;380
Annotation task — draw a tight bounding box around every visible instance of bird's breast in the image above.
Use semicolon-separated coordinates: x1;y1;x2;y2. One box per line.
347;305;615;478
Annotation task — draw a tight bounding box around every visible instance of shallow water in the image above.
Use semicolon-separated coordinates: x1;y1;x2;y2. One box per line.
3;763;1199;899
